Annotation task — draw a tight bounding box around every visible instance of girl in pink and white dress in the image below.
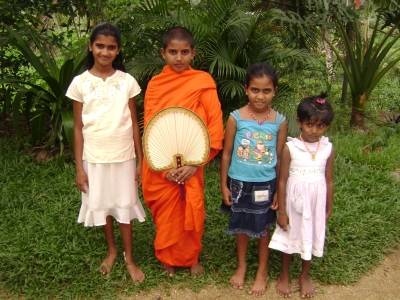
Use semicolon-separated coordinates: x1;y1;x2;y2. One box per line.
269;94;334;298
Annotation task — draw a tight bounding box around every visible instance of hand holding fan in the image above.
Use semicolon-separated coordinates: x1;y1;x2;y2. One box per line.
143;107;210;172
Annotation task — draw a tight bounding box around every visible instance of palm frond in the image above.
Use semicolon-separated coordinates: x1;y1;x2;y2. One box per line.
218;80;245;104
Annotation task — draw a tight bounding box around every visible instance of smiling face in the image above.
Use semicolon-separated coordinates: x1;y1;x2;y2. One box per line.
89;34;119;69
161;39;195;73
299;119;328;143
245;75;276;112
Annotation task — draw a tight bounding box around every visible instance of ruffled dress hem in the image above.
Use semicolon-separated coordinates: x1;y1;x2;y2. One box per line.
78;206;146;227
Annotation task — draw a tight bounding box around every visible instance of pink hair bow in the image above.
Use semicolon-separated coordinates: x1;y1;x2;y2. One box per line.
316;98;326;104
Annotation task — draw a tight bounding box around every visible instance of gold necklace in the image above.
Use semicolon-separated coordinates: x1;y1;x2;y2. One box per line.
247;104;271;125
300;135;320;160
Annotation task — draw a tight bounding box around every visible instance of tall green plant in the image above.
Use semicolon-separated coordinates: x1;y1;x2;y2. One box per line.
118;0;307;112
328;14;400;128
4;29;86;152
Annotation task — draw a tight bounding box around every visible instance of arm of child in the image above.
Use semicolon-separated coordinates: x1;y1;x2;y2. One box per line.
73;101;88;193
128;98;143;183
272;119;288;209
325;147;335;222
220;116;236;206
277;144;291;230
199;88;224;161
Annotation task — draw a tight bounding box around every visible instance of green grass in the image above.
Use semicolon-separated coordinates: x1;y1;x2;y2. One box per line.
1;130;400;298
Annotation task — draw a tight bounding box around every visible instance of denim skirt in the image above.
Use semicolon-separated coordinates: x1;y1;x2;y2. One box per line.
223;177;276;238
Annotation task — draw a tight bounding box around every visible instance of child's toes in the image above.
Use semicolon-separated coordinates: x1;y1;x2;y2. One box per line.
126;264;145;283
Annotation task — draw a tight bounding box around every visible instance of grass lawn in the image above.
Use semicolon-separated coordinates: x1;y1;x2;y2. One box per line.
1;129;399;299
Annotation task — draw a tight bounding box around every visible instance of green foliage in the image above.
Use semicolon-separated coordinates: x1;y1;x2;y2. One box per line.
115;0;308;112
270;0;357;49
1;131;400;297
368;68;400;111
334;126;400;170
330;17;400;103
3;28;86;151
326;5;400;127
0;0;106;30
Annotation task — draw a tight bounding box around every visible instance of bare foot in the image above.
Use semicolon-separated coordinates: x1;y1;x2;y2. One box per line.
249;271;267;296
126;263;145;283
299;274;315;298
162;264;175;277
190;262;205;277
276;274;291;298
229;264;246;290
99;252;117;275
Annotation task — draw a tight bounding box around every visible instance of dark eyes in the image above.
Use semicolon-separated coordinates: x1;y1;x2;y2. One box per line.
168;49;190;55
250;88;272;94
94;43;117;50
305;123;326;129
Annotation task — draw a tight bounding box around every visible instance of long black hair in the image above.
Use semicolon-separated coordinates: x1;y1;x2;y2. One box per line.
86;22;125;71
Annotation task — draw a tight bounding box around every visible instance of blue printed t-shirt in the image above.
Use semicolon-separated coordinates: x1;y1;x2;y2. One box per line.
228;109;286;182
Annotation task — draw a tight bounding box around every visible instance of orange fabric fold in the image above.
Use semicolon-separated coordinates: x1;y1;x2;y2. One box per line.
142;65;223;266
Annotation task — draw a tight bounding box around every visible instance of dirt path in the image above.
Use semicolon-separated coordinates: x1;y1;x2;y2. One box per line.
129;247;400;300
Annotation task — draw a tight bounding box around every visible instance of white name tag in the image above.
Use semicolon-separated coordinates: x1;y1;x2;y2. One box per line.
254;190;269;202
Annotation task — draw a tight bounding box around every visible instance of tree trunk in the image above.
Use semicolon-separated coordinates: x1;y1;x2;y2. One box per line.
340;76;348;104
350;93;367;129
322;29;335;81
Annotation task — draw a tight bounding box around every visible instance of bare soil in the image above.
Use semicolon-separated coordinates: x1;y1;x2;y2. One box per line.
128;247;400;300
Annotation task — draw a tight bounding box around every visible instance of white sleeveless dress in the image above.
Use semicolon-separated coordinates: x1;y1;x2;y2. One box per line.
269;136;332;260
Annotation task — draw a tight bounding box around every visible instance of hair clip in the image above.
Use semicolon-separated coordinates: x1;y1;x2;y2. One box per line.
315;97;326;104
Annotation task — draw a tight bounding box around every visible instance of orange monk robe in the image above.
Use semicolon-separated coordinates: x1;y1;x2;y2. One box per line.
142;65;224;267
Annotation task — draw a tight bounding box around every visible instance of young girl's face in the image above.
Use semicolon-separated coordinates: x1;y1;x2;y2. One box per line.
299;119;328;143
161;39;195;73
245;75;276;112
89;34;120;69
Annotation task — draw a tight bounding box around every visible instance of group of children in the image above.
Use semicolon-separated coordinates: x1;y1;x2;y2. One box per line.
66;22;335;298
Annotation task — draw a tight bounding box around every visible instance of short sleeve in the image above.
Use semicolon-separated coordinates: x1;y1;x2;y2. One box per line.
65;76;83;102
275;111;286;125
229;109;240;121
127;74;141;98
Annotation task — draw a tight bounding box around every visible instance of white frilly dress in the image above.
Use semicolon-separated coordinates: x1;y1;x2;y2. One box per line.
269;136;332;260
78;160;146;227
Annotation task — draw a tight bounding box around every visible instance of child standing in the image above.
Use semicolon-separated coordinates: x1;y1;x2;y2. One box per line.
141;26;223;276
269;95;335;298
220;63;288;296
66;23;146;282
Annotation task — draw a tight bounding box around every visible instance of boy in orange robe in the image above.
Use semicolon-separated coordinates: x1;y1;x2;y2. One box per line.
142;26;224;276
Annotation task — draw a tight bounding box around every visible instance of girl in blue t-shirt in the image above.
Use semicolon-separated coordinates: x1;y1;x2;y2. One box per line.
220;63;288;296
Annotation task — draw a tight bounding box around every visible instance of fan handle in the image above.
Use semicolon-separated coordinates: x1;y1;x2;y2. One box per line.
174;154;186;201
174;154;183;168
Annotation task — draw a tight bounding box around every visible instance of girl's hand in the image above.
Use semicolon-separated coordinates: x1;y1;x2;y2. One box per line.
326;207;333;222
221;185;232;206
76;169;88;193
135;161;142;185
271;193;278;210
174;166;197;184
277;211;289;231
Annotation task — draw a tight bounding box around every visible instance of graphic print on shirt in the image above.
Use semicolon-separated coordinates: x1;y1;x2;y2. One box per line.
235;130;274;164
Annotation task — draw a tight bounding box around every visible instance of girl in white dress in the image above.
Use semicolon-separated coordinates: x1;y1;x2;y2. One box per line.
66;23;146;283
269;94;334;298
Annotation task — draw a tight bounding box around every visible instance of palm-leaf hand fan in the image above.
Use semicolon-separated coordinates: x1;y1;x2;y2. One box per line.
143;107;210;171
